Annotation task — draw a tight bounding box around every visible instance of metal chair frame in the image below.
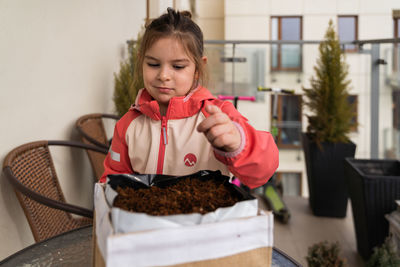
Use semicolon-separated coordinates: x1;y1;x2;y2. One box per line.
75;113;119;181
75;113;120;150
2;140;108;242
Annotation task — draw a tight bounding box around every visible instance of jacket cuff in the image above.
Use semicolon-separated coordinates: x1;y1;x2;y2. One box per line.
213;121;246;159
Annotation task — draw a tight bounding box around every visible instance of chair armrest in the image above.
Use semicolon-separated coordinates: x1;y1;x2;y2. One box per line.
75;113;120;150
3;167;93;218
102;114;120;120
48;140;108;154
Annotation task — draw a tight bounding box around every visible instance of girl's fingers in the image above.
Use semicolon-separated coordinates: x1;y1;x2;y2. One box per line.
205;123;229;143
197;105;241;152
205;104;221;115
197;105;229;133
210;133;237;150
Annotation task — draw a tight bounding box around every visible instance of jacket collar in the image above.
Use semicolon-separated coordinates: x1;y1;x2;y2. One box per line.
130;86;215;120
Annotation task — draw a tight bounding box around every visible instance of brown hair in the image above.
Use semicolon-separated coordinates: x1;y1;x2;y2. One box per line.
135;7;208;88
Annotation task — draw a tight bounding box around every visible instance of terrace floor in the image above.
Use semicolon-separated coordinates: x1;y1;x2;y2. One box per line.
257;195;366;266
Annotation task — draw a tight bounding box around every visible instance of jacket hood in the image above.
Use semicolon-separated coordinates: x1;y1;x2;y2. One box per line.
130;86;216;120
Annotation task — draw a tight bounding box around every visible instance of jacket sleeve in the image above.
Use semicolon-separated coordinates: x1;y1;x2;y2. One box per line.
99;115;134;183
206;100;279;189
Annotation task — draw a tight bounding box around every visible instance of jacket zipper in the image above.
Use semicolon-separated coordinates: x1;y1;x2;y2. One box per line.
156;116;168;174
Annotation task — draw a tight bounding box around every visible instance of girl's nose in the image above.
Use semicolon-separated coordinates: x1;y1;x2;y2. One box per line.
158;67;171;81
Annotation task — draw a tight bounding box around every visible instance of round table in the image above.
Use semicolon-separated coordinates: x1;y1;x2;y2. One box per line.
0;226;301;266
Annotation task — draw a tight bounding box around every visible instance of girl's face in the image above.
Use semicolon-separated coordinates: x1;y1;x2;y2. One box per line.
143;37;203;115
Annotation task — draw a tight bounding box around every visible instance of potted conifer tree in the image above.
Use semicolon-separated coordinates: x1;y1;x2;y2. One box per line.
113;30;144;117
302;20;357;218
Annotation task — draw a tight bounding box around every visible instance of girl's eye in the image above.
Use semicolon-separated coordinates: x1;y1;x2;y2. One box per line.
147;63;159;67
173;65;185;70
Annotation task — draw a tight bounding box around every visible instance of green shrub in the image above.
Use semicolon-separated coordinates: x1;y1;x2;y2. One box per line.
306;241;346;267
303;20;356;146
113;30;144;117
366;237;400;267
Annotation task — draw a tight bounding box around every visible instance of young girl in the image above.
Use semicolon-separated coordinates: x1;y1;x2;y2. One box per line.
100;8;279;189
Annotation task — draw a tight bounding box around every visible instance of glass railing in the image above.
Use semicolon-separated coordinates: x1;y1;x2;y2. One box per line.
383;128;400;159
204;44;267;98
384;44;400;88
203;39;400;159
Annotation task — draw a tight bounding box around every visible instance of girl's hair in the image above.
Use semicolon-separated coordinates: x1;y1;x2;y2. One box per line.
135;7;208;87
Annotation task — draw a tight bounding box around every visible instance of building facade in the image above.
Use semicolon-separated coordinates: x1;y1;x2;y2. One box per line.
189;0;400;197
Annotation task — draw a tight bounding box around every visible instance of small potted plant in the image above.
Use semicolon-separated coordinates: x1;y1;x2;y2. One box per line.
302;19;357;218
306;241;347;267
366;237;400;267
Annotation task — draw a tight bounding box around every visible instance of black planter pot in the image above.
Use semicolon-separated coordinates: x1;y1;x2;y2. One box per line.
302;133;356;218
344;158;400;260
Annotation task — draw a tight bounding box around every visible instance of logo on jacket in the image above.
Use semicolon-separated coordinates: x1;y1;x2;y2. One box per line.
184;153;197;167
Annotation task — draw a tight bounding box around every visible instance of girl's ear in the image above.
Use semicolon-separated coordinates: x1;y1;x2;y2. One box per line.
194;56;207;80
201;56;208;65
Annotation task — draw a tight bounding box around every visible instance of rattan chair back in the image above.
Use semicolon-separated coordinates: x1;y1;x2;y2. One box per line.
2;140;107;242
75;113;119;181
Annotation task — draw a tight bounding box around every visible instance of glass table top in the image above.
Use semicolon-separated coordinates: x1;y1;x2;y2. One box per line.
0;225;301;267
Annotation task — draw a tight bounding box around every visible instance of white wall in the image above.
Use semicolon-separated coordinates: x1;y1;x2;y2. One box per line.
0;0;146;259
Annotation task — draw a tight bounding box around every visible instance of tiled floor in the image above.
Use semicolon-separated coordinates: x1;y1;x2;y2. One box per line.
258;195;365;267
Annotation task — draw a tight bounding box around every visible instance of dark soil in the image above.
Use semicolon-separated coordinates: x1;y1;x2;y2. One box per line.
113;177;242;215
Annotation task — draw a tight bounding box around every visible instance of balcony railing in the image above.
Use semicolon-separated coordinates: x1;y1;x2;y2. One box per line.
128;38;400;159
202;38;400;159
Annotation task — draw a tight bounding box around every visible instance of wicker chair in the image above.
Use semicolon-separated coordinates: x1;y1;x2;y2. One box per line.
75;113;120;180
2;140;108;242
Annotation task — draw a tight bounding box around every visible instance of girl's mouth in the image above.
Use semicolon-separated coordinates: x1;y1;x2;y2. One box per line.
157;87;173;93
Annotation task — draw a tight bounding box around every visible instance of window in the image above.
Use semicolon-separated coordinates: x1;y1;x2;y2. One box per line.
338;15;358;52
348;95;358;132
270;94;302;148
276;172;302;196
271;16;302;71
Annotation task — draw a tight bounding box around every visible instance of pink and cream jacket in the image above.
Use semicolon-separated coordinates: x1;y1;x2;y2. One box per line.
100;86;279;189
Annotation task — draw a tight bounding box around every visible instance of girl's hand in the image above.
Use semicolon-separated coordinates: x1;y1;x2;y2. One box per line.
197;105;241;152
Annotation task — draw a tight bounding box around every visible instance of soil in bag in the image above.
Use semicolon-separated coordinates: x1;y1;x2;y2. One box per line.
109;170;254;216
